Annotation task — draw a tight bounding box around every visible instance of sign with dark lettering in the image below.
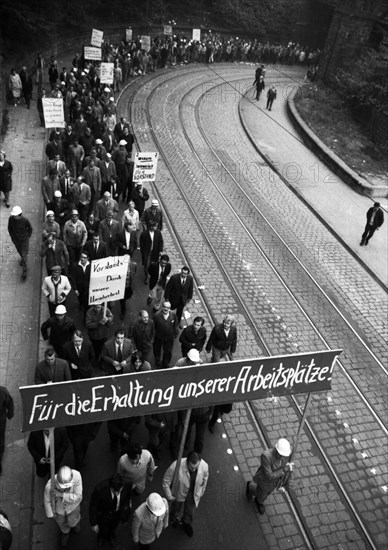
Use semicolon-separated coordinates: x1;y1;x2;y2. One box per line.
20;350;340;432
133;152;158;182
88;256;129;304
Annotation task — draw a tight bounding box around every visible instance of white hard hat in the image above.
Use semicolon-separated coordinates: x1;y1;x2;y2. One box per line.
151;199;159;207
275;438;291;457
46;210;55;216
10;205;22;216
187;349;200;363
54;190;62;197
55;305;67;314
146;493;166;516
119;139;127;146
56;466;73;489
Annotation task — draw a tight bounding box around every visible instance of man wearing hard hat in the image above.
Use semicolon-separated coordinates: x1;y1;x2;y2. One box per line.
246;438;294;515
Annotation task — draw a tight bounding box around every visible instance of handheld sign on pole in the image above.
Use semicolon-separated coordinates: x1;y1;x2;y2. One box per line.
100;63;114;85
172;409;192;497
91;29;104;47
126;28;133;42
132;152;159;182
20;350;341;432
42;98;65;128
84;47;102;61
89;256;130;305
164;25;172;36
140;35;151;52
192;29;201;41
49;427;56;511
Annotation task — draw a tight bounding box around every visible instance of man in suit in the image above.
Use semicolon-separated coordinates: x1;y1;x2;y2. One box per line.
153;301;178;369
34;347;72;384
95;191;119;221
164;266;194;328
147;254;171;312
47;154;66;177
62;329;95;380
83;233;109;260
99;153;117;195
360;202;384;246
42;169;60;206
71;251;91;318
40;233;69;275
139;221;163;284
89;474;132;547
113;116;130;143
98;210;120;256
129;310;155;365
27;427;69;477
59;169;76;202
141;199;163;231
102;127;118;154
117;220;138;258
101;330;134;375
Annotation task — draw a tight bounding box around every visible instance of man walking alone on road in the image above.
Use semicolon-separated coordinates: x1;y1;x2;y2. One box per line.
360;202;384;246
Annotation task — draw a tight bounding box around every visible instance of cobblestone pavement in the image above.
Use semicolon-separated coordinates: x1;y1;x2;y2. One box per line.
119;64;387;549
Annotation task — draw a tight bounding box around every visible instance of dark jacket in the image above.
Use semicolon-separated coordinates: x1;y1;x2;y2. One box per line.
154;310;178;341
40;315;76;350
139;229;163;264
164;273;193;310
0;386;14;422
83;239;108;260
89;478;132;526
179;325;207;357
366;206;384;229
130;319;155;354
34;358;72;384
70;262;91;297
148;261;171;290
205;323;237;354
8;215;32;244
27;428;68;466
117;228;138;257
62;339;95;379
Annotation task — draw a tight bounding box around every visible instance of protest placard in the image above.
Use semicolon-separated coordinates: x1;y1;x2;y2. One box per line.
192;29;201;41
20;349;341;431
100;62;114;84
88;256;130;305
133;152;159;182
164;25;172;36
84;46;102;61
126;28;132;42
42;98;65;128
141;35;151;51
91;28;103;47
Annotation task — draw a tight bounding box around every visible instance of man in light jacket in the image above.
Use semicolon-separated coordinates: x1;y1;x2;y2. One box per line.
162;450;208;538
132;492;168;547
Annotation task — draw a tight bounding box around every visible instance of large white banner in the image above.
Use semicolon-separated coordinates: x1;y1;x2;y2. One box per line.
84;46;102;61
133;152;159;182
42;98;65;128
192;29;201;41
89;256;130;304
100;62;114;84
141;35;151;52
91;28;104;47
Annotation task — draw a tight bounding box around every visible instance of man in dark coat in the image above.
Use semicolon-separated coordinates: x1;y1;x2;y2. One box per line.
147;254;171;312
205;314;237;362
40;233;69;275
0;150;13;207
70;251;91;318
7;205;33;278
117;220;138;257
179;317;207;358
131;181;149;219
41;305;76;358
153;301;179;369
62;329;95;380
129;310;155;365
83;233;108;260
0;386;14;475
360;202;384;246
101;330;134;375
19;66;33;108
246;438;294;515
89;474;132;547
98;210;120;256
27;427;69;477
34;347;72;384
139;221;163;284
266;85;277;111
164;266;194;327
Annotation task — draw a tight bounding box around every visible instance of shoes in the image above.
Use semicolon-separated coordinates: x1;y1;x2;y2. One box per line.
255;500;265;515
208;422;215;434
60;533;70;547
72;523;81;533
360;241;364;246
147;297;152;305
183;522;194;537
6;203;10;208
364;241;369;246
22;269;27;279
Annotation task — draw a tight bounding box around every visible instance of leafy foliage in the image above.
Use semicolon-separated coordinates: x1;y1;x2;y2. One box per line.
336;45;388;111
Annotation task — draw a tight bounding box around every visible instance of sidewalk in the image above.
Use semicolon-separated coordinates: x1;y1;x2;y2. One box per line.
239;89;388;288
0;99;46;547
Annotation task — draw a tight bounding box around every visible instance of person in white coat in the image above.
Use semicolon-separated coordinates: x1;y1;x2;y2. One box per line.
132;493;169;548
44;465;83;547
162;451;208;538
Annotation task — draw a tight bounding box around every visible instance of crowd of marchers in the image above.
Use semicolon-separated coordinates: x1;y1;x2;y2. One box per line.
0;32;305;550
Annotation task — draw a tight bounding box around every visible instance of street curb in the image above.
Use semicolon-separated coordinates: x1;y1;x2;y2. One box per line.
238;93;388;292
287;88;388;200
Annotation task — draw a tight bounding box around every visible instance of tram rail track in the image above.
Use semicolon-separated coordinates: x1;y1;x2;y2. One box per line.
119;65;386;549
